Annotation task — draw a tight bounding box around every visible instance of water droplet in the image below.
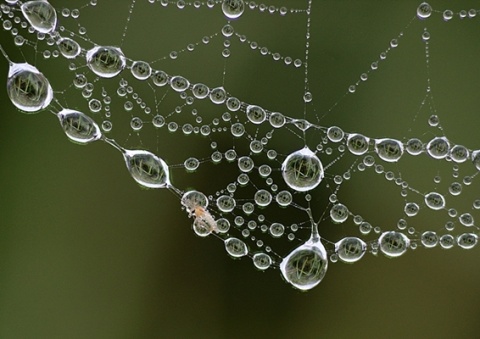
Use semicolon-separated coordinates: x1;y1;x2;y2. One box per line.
426;137;450;159
246;105;266;124
56;37;81;59
181;190;208;211
406;138;423;155
226;97;241;111
379;231;410;258
130;117;143;131
280;238;328;290
375;138;404;162
192;83;209;99
57;109;102;144
282;147;324;192
184;157;200;171
7;62;53;113
238;156;254;172
417;2;432;19
459;213;474;227
450;145;469;163
254;189;272;207
225;237;248;258
275;190;292;207
327;126;344;142
216;195;236;212
216;218;230;234
252;252;272;270
123;150;170;188
152;70;168;87
404;202;419;217
439;234;454;249
347;133;370;155
209;87;226;104
86;46;126;78
421;231;438;248
269;223;285;238
170;75;190;92
443;9;453;21
457;233;478;249
222;0;245;19
269;112;285;128
424;192;445;210
21;0;57;33
471;150;480;171
131;60;152;80
330;203;349;223
335;237;367;263
448;182;462;196
222;24;234;37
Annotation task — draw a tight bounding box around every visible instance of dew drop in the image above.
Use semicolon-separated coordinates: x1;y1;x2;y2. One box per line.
417;2;432;19
426;137;450;159
246;105;266;124
123;150;170;188
280;238;328;290
209;87;227;104
56;37;81;59
269;112;285;128
86;46;126;78
347;133;370;156
424;192;446;210
225;237;248;258
57;109;102;144
254;189;272;207
406;138;424;155
252;252;272;270
330;203;349;223
281;147;324;192
216;195;236;213
327;126;344;142
379;231;410;258
420;231;438;248
335;237;367;263
170;75;190;92
21;0;57;33
457;233;478;249
181;190;208;212
131;60;152;80
6;62;53;113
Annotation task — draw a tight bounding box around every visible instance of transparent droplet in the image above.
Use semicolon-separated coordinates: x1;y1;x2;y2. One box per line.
269;112;286;128
192;83;209;99
254;189;272;207
282;147;324;192
231;122;245;137
269;223;285;238
471;150;480;171
222;24;234;37
238;156;254;172
330;203;349;223
123;150;170;188
130;117;143;131
421;231;438;248
225;237;248;258
86;46;126;78
439;234;454;249
7;62;53;113
246;105;266;124
426;137;450;159
457;233;478;249
131;60;152;80
359;222;372;235
448;182;462;196
327;126;344;142
216;195;236;213
222;0;245;19
379;231;410;258
375;138;404;162
181;190;208;212
450;145;469;163
406;138;424;155
21;0;57;33
184;157;200;171
404;202;419;217
417;2;432;19
252;252;272;270
152;70;169;87
347;133;370;156
209;87;226;104
459;213;474;227
170;75;190;92
280;237;328;291
443;9;453;21
56;37;81;59
424;192;446;210
335;237;367;263
57;109;102;144
226;97;241;111
216;218;230;234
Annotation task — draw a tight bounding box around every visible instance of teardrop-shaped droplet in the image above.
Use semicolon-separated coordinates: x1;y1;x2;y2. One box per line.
86;46;126;78
282;147;324;192
335;237;367;263
57;109;101;144
7;62;53;113
225;237;248;258
378;231;410;258
21;0;57;34
222;0;245;19
123;150;170;188
56;37;81;59
375;138;404;162
280;237;328;290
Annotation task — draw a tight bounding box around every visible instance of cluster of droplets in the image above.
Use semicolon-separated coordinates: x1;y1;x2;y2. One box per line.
2;0;480;291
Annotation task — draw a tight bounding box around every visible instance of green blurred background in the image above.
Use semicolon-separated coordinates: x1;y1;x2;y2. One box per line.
1;0;480;338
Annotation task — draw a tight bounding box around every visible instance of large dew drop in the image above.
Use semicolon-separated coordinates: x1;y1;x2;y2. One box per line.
7;62;53;113
347;133;370;155
222;0;245;19
123;150;170;189
86;46;126;78
379;231;410;258
21;0;57;34
424;192;446;210
280;238;328;291
57;109;102;144
426;137;450;159
335;237;367;263
375;138;404;162
281;147;324;192
225;237;248;258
